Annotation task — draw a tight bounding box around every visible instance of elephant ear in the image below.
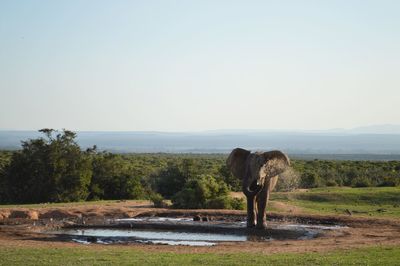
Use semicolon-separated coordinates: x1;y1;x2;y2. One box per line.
261;150;290;178
226;148;251;179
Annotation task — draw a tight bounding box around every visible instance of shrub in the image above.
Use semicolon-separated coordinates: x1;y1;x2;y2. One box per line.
207;196;232;209
326;180;338;187
149;192;165;208
352;177;372;188
377;177;399;187
230;197;245;210
300;172;322;188
172;175;231;209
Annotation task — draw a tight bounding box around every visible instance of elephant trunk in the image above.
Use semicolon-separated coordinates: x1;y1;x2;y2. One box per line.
242;179;263;197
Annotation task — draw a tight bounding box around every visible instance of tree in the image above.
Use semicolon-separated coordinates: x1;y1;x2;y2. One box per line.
89;153;145;200
218;164;241;191
0;151;11;202
155;162;187;198
3;129;92;203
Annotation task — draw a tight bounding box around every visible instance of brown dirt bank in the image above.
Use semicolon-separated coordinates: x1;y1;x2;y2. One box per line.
0;202;399;254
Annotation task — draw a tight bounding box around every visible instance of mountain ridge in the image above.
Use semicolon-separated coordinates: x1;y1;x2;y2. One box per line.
1;125;400;154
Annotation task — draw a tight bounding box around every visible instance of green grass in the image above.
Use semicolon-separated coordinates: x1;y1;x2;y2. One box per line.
0;245;399;265
271;187;400;218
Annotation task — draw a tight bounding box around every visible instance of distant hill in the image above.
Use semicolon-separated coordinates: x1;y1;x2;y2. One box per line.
1;125;400;156
344;124;400;135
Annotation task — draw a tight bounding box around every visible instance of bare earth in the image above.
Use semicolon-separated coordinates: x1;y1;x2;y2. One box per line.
0;201;399;254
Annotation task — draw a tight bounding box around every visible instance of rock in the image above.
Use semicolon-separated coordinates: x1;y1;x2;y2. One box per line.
201;216;209;222
9;210;39;220
30;211;39;220
87;236;97;243
39;210;78;219
0;211;11;220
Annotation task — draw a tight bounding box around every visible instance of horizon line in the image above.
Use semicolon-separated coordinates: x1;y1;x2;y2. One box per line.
1;123;400;134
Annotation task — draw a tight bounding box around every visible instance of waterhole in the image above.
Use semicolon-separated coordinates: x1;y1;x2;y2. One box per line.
50;217;346;246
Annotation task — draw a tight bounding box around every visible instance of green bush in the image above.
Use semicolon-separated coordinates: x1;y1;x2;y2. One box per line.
352;177;372;188
326;180;338;187
230;197;245;210
300;172;322;188
377;177;399;187
207;196;232;209
206;196;245;210
172;175;231;209
149;192;165;208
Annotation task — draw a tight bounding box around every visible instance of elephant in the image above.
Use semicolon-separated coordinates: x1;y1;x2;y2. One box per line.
226;148;290;229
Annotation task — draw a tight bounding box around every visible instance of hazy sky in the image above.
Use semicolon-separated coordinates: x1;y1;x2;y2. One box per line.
1;0;399;131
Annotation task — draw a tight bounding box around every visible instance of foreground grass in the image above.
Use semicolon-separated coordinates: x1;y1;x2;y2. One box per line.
0;245;399;266
271;187;400;218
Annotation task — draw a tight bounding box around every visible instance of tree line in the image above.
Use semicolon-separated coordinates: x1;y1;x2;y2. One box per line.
0;129;398;205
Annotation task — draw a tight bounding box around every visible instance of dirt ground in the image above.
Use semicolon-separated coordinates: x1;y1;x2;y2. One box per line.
0;201;399;254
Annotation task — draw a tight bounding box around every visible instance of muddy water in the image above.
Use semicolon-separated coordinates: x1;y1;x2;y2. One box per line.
51;217;346;246
115;217;193;223
59;228;251;246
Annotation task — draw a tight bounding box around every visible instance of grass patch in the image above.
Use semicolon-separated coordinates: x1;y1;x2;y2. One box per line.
0;245;399;265
271;187;400;218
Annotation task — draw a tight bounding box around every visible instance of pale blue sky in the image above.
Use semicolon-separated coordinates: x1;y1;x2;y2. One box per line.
1;0;399;131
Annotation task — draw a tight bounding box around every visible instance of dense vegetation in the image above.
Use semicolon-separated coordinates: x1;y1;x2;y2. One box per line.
293;159;400;188
0;130;238;207
0;129;399;205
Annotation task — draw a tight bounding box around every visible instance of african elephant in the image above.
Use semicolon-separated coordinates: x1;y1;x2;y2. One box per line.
226;148;290;229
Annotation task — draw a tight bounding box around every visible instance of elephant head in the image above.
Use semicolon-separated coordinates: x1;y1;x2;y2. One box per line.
226;148;290;197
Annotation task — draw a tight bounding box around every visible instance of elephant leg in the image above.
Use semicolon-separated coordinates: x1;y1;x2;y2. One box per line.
246;195;257;227
256;181;271;229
